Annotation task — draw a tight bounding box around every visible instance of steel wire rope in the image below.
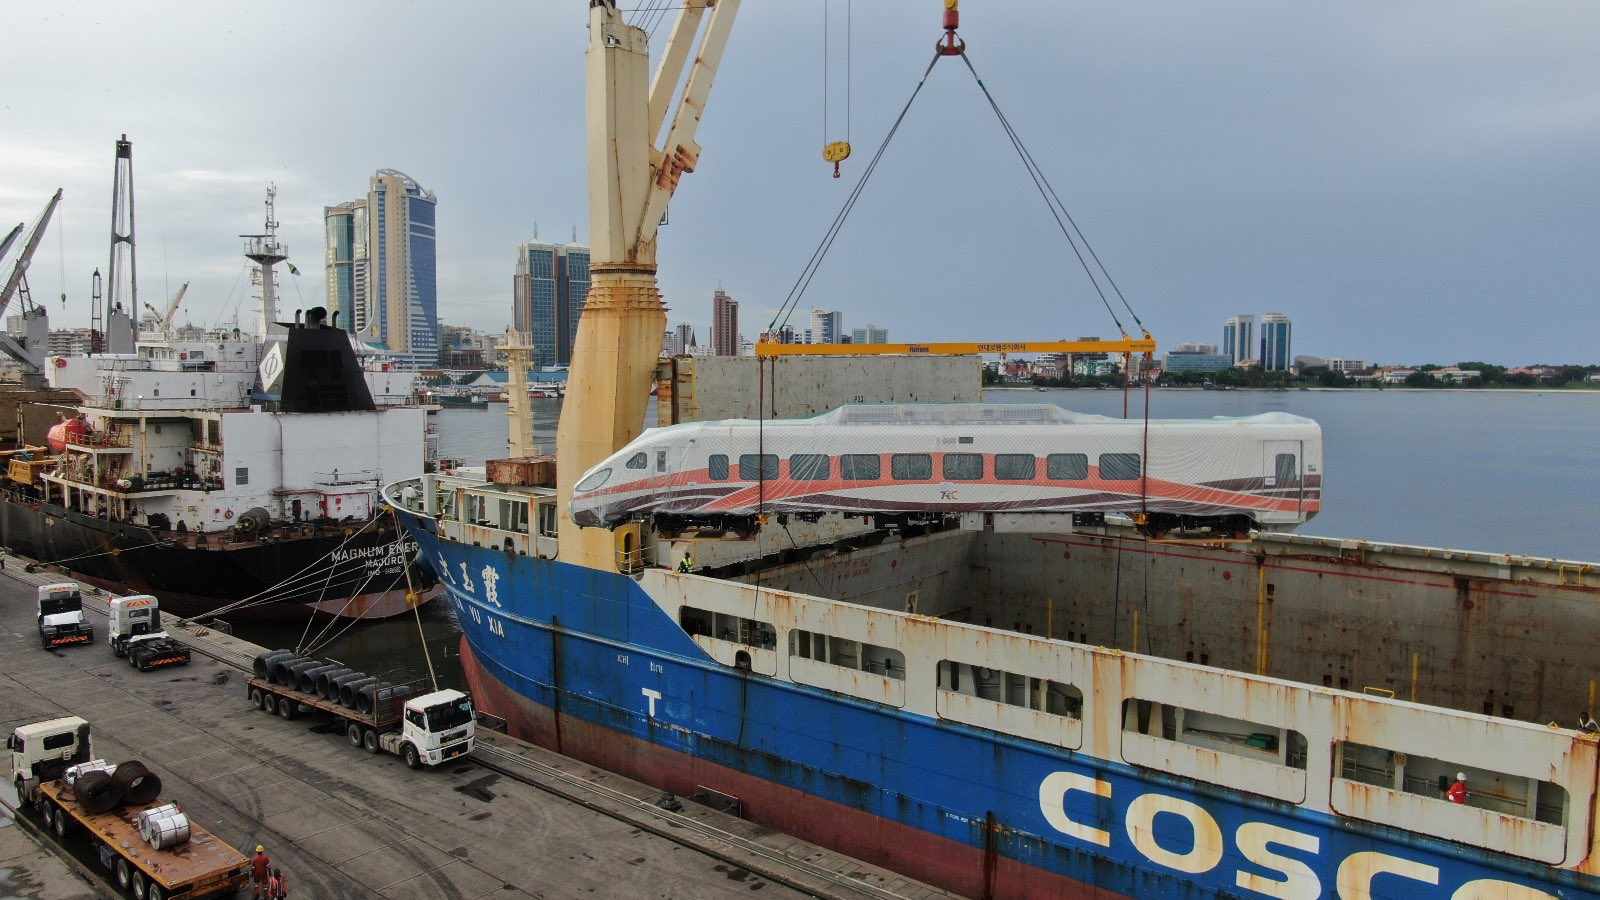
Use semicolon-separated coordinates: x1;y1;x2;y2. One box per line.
768;52;943;333
953;51;1142;336
299;567;412;659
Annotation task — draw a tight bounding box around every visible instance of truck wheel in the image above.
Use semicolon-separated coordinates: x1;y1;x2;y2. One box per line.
51;804;67;837
347;723;363;748
147;883;164;900
132;871;148;899
363;729;379;754
249;688;265;710
115;857;132;892
402;743;421;770
277;697;297;720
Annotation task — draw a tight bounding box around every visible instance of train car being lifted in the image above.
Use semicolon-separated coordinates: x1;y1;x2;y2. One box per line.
569;403;1322;537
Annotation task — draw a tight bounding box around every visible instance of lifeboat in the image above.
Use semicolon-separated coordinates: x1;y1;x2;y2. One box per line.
46;416;91;452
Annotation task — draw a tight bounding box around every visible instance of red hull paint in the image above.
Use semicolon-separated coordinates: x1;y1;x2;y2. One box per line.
459;639;1126;900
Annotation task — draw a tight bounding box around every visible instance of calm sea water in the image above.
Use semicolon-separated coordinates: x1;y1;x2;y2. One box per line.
238;388;1600;690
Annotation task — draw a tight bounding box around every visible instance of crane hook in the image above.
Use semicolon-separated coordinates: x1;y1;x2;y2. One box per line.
937;0;965;56
823;141;852;179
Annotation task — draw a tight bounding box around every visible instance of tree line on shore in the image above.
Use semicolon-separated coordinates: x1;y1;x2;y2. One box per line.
984;362;1600;389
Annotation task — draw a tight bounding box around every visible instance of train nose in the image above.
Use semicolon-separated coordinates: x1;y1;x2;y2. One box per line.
569;504;602;528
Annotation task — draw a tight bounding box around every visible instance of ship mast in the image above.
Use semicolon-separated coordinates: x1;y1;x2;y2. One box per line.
555;0;741;570
243;184;288;336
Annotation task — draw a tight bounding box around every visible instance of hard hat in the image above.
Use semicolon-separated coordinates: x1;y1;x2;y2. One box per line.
1456;772;1466;781
256;845;265;853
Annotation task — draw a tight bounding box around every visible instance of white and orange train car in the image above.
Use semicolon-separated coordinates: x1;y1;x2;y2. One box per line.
569;403;1322;536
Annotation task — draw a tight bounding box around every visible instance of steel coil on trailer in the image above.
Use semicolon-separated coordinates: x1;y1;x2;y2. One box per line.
253;649;296;679
146;811;191;849
267;655;309;685
374;684;414;708
136;803;181;841
328;671;369;701
112;761;162;806
314;668;355;699
75;770;123;814
298;663;343;694
283;658;325;687
338;677;379;708
355;682;393;714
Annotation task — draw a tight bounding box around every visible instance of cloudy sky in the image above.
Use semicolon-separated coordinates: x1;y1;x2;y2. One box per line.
4;2;1596;366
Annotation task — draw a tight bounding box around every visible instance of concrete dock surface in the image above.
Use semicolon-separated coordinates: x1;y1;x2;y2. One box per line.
0;562;960;899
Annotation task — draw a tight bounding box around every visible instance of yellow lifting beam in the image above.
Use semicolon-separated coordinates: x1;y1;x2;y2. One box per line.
755;336;1157;357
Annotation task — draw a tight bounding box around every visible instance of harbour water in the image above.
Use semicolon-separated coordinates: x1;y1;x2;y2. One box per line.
236;388;1600;693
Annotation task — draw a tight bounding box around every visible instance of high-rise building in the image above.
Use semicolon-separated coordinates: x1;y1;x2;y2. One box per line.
712;289;739;357
513;239;592;368
664;322;695;357
1223;315;1255;365
1259;313;1292;371
325;170;438;367
851;325;888;345
809;308;843;345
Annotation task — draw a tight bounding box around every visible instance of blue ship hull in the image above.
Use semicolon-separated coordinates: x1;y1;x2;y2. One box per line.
398;511;1596;899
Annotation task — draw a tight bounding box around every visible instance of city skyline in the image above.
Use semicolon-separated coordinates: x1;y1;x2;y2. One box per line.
3;4;1597;366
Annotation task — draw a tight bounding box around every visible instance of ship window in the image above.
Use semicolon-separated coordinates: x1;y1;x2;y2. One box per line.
891;454;932;480
708;455;729;480
941;453;983;481
1046;454;1088;481
235;467;249;486
739;454;779;481
1098;453;1141;481
574;468;611;492
625;452;648;470
679;605;776;651
839;454;880;481
995;454;1036;480
792;629;905;681
1122;699;1307;770
789;454;830;481
537;502;557;537
1335;741;1567;825
937;661;1082;718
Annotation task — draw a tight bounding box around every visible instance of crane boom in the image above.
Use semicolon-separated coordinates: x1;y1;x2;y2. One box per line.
756;337;1156;357
0;190;63;322
0;223;24;264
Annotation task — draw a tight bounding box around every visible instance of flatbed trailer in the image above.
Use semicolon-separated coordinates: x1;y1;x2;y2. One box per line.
247;674;475;769
31;777;249;900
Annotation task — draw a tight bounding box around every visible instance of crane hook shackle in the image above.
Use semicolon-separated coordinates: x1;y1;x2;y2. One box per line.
938;0;964;56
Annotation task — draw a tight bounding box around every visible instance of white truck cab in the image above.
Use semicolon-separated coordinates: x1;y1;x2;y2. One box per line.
37;583;92;649
393;690;476;768
8;716;91;795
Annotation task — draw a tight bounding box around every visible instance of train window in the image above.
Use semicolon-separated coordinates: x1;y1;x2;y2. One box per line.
840;454;881;480
708;455;729;480
790;454;831;480
942;453;983;481
1274;453;1298;486
657;450;668;473
574;468;611;492
891;454;933;480
625;452;648;470
995;454;1036;480
739;454;779;480
1098;453;1141;481
1046;453;1088;480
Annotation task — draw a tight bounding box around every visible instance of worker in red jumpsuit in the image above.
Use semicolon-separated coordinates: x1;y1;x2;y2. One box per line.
1447;772;1468;804
250;845;271;897
266;867;288;899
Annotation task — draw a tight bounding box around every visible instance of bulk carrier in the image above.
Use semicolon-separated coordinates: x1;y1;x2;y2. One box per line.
387;3;1600;897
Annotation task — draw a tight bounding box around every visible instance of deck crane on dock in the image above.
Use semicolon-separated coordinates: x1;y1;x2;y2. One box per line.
0;190;63;389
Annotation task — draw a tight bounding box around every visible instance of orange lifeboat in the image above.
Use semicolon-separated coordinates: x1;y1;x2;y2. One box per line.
47;416;90;452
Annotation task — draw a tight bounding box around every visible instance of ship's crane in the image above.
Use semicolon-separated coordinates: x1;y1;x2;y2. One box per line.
556;0;742;569
141;282;189;335
0;190;64;388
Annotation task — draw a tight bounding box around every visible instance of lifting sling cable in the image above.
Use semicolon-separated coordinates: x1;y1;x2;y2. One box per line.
769;52;943;333
953;51;1145;336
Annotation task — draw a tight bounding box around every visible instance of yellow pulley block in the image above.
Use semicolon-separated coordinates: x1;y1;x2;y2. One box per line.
823;140;852;178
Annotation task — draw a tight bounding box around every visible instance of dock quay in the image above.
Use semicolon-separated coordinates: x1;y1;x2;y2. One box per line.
0;560;958;900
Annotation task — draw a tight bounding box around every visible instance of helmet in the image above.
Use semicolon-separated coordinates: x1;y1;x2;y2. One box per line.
256;845;265;853
1456;772;1467;781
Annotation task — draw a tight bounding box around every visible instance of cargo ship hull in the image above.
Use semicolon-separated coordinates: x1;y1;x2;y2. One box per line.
402;508;1597;900
2;498;433;620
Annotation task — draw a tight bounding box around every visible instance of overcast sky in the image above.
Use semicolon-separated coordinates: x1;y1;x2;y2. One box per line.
4;2;1596;366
